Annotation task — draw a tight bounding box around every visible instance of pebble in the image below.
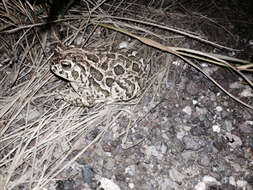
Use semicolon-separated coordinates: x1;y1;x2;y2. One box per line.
176;131;186;140
195;182;206;190
183;135;206;151
193;100;198;105
224;133;242;148
172;60;181;66
125;165;136;176
198;153;211;167
196;107;208;115
145;146;159;157
229;82;243;89
245;136;253;149
195;176;221;190
160;143;168;154
237;180;247;188
245;174;253;185
239;123;253;135
201;63;208;67
118;41;129;49
225;120;233;131
240;88;253;97
229;176;236;186
170;139;184;154
128;182;134;189
216;106;223;112
159;178;179;190
190;126;207;136
212;125;220;133
169;168;185;183
104;158;115;171
186;81;199;95
81;166;96;184
182;106;192;115
202;175;220;184
246;121;253;125
97;177;121;190
56;178;75;190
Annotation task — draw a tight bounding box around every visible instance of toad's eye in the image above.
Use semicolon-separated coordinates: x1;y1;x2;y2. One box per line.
60;60;72;70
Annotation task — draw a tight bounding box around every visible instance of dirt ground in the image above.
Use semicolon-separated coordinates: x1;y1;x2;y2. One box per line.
0;0;253;190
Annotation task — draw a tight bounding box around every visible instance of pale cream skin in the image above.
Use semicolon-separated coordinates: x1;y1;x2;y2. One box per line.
51;46;148;107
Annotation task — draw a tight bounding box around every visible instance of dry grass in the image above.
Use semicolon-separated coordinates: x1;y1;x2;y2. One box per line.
0;0;252;189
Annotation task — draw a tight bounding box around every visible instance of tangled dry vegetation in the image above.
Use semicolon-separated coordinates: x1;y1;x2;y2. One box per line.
0;0;252;189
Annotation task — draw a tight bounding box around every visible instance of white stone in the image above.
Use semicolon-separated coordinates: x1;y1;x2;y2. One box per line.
195;182;206;190
145;146;159;157
172;60;181;66
216;106;223;112
237;180;247;188
202;175;220;185
128;183;134;189
160;143;168;154
182;106;192;115
246;121;253;125
176;131;186;140
240;88;253;97
125;165;135;176
201;63;208;67
229;82;242;89
229;176;236;186
212;125;220;133
118;41;129;49
97;177;121;190
192;100;198;105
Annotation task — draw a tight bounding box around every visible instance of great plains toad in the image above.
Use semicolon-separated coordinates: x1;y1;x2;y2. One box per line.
51;46;149;107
